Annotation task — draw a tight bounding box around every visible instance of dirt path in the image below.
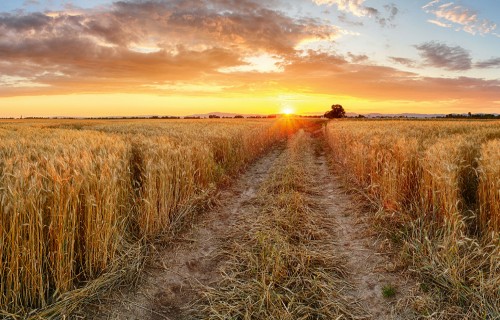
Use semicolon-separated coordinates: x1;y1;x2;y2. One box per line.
311;136;418;319
89;133;417;319
89;146;284;320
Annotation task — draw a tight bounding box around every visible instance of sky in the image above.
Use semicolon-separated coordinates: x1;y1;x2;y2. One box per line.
0;0;499;117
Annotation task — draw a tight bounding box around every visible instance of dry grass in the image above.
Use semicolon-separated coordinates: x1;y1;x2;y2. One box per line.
0;118;307;318
200;130;358;319
325;119;500;318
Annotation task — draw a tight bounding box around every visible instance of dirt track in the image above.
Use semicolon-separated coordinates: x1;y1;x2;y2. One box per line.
311;137;417;319
89;132;416;319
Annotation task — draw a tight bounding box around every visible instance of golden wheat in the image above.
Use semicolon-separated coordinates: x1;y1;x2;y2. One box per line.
0;129;130;312
325;119;500;317
325;120;500;233
0;118;304;317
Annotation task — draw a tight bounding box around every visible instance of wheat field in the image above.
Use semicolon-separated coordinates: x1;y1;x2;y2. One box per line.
1;118;499;318
0;118;304;316
325;120;500;234
325;119;500;317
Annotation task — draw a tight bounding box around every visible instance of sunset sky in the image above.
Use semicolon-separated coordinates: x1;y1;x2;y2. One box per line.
1;0;499;117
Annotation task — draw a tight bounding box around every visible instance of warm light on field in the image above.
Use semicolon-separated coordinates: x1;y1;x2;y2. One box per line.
0;118;309;315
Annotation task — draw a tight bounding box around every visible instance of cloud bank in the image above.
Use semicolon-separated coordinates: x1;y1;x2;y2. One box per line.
0;0;498;109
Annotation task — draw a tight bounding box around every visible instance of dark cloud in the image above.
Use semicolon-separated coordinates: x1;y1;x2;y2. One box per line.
23;0;40;6
377;3;398;27
385;3;399;17
0;12;51;31
102;0;339;54
364;3;399;27
364;7;379;16
337;13;363;26
475;57;500;69
389;56;417;68
348;52;368;63
415;41;472;70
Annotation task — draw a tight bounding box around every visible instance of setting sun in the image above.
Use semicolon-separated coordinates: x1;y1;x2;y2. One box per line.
282;107;295;115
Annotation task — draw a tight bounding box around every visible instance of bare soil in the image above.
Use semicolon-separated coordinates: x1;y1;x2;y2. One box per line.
88;133;418;319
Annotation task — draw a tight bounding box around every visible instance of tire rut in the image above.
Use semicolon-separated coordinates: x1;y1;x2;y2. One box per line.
311;134;418;319
89;145;285;320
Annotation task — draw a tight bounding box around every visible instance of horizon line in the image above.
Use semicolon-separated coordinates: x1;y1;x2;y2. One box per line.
2;111;499;120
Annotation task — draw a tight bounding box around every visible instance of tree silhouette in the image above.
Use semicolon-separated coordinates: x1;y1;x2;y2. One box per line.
324;104;346;119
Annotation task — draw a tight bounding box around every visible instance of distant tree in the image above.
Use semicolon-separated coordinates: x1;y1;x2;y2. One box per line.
209;115;220;119
234;115;244;119
468;112;472;117
324;104;346;119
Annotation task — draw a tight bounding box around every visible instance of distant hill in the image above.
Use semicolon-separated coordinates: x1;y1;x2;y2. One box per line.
184;112;265;118
347;113;447;118
356;113;499;119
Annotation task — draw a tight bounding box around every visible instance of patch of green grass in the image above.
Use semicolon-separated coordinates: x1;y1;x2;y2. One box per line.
382;284;396;298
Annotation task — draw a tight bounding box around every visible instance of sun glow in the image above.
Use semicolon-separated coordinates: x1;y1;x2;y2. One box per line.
282;107;294;115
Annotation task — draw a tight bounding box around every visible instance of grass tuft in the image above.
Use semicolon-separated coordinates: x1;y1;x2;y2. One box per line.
382;284;396;298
